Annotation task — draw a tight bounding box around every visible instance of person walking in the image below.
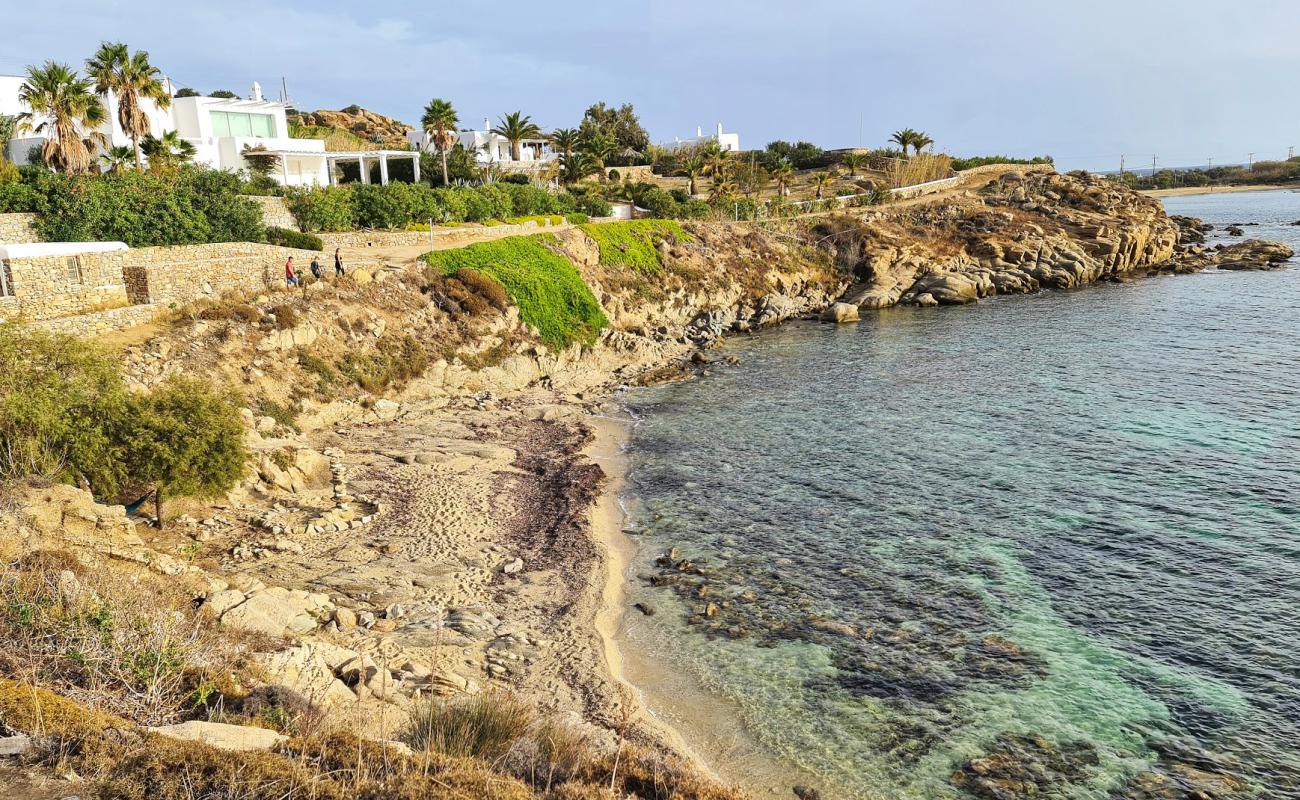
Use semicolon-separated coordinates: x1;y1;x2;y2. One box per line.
285;256;298;287
333;247;345;277
310;256;324;281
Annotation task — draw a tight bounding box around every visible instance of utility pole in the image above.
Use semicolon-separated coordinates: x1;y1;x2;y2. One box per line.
1119;154;1126;175
1248;152;1255;169
1289;145;1295;160
1207;157;1212;171
1151;154;1157;178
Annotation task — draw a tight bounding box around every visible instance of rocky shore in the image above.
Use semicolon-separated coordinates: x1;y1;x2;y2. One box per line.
2;172;1293;799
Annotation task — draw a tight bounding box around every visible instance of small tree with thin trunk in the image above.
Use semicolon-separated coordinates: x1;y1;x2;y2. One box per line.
420;98;459;186
126;376;247;529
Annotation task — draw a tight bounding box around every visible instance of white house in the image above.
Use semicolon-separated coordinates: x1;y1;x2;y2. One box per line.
1;77;417;186
408;117;556;169
662;123;740;153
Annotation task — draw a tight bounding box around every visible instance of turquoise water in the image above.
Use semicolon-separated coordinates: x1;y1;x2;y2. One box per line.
621;190;1300;798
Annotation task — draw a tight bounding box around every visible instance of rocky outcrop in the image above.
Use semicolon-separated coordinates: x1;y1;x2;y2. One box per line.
835;170;1293;309
288;107;413;150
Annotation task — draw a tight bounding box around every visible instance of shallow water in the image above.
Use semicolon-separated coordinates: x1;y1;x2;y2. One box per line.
620;190;1300;799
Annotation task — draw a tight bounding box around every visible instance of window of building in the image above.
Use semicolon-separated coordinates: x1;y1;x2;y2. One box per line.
65;256;83;284
210;111;276;138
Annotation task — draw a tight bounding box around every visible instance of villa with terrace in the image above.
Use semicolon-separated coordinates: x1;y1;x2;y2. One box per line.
408;118;557;171
0;77;417;186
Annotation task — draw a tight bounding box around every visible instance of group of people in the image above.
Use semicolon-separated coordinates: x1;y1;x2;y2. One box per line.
285;248;346;287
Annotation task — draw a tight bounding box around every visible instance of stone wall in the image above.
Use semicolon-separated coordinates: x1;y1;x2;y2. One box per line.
245;196;297;230
0;213;40;244
122;242;321;307
31;303;162;336
0;251;131;322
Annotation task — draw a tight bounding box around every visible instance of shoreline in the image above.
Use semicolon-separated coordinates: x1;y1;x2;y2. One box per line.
1142;183;1294;198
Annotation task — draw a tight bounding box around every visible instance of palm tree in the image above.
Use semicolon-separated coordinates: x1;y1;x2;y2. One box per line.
842;152;864;177
141;130;195;174
912;132;934;154
890;128;918;157
579;130;617;170
681;157;705;196
549;128;579;160
814;170;836;200
17;61;107;174
772;160;795;197
560;151;597;184
491;111;542;162
101;145;134;174
420;97;458;186
85;42;170;171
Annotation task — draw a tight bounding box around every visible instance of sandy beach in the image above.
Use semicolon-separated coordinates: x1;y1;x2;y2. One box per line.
1142;183;1295;197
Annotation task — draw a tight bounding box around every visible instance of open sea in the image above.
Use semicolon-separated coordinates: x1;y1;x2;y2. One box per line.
618;189;1300;799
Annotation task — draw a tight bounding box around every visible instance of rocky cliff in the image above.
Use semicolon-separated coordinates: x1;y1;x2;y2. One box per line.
288;106;414;150
833;170;1293;308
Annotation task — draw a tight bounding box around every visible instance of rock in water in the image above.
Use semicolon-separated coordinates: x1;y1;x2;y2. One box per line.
821;302;860;323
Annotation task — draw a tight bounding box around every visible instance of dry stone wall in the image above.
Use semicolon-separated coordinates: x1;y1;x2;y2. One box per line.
31;303;162;336
122;242;322;307
245;196;297;230
0;251;131;322
0;213;39;244
318;219;570;252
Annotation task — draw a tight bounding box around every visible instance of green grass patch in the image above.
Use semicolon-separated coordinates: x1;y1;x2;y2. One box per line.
422;235;607;349
504;214;564;226
577;220;694;274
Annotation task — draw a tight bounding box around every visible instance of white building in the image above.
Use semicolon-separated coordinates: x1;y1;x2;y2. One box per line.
1;78;416;186
662;122;740;153
408;117;556;169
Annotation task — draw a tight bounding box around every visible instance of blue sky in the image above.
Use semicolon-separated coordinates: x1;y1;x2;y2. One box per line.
6;0;1299;171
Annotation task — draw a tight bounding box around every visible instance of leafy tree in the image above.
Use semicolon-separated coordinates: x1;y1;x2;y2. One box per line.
491;111;542;162
209;89;238;99
577;102;650;155
101;144;135;174
0;115;15;162
16;62;107;174
125;376;247;529
85;42;171;171
420;97;459;186
0;325;131;493
141;130;196;174
174;87;199;98
241;144;280;178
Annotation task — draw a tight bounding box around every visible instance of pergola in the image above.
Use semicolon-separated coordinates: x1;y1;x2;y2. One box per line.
324;150;420;186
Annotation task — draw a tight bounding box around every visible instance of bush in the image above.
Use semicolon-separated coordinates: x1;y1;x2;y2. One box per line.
564;212;589;224
125;376;248;528
423;234;607;348
339;334;430;393
28;168;264;246
0;325;130;493
405;691;534;761
950;155;1054;171
264;226;324;250
454;268;510;310
574;195;613;218
285;185;356;232
578;220;693;273
0;180;38;212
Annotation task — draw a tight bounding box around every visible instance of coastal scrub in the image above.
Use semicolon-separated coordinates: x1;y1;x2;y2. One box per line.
423;234;607;348
578;220;694;273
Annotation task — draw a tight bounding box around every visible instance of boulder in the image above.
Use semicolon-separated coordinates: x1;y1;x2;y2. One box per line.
820;302;860;323
220;590;319;637
149;721;286;752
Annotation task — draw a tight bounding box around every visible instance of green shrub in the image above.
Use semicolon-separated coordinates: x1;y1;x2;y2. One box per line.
0;181;38;213
285;185;356;232
564;212;589;224
578;220;693;273
0;325;130;492
264;226;324;250
29;168;264;247
339;334;430;393
574;195;613;218
423;234;607;348
125;376;248;528
950;155;1054;171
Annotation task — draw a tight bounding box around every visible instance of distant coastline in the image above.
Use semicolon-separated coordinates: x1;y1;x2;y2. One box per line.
1142;183;1295;198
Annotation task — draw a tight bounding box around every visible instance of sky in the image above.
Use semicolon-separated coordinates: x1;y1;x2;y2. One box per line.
5;0;1299;172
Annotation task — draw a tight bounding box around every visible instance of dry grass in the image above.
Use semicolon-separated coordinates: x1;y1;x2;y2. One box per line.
884;153;954;188
0;551;253;727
